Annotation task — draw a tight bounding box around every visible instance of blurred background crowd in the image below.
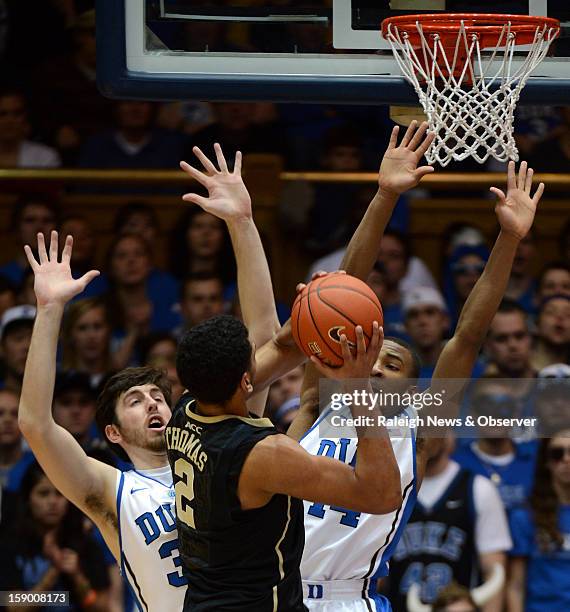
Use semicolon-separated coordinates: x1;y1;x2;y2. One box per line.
1;1;570;611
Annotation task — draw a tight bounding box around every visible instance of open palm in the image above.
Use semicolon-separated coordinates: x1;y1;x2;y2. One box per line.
25;232;99;308
180;143;252;222
378;121;436;196
491;161;544;240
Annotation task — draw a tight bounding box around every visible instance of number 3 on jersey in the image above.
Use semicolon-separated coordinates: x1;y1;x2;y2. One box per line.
175;458;195;528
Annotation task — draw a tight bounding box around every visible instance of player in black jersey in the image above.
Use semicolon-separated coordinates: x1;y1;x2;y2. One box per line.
167;145;404;611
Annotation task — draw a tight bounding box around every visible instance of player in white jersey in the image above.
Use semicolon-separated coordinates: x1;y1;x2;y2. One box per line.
17;146;306;611
288;122;545;611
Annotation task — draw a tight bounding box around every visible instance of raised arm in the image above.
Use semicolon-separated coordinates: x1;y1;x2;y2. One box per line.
288;122;435;439
341;121;435;280
18;232;119;557
433;161;543;380
180;144;280;416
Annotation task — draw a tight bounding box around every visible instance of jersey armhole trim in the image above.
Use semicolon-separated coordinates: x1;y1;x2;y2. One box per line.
298;405;334;442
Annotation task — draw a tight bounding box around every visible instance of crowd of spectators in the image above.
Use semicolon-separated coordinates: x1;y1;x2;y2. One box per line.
1;1;570;610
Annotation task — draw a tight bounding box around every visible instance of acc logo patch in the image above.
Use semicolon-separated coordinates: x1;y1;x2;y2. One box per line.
328;326;356;349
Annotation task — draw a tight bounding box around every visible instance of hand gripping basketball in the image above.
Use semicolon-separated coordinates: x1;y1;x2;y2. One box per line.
291;272;384;368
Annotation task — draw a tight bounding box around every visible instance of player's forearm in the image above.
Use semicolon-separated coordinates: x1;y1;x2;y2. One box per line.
353;437;401;513
227;217;279;341
455;231;519;347
349;381;402;512
340;189;399;280
287;363;320;440
18;305;63;434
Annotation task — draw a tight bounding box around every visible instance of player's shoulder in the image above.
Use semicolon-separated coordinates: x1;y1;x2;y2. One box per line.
168;391;194;425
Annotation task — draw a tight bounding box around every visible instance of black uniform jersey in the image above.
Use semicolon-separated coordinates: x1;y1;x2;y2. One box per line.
387;468;478;610
166;393;306;611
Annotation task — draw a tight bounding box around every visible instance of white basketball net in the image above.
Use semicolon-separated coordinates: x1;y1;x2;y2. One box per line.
384;19;559;166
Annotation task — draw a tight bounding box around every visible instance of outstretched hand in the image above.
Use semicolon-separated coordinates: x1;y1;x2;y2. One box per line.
310;322;383;379
180;143;252;222
491;160;544;241
24;231;99;308
377;120;435;196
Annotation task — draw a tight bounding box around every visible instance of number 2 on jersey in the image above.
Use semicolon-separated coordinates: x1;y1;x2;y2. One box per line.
174;458;195;528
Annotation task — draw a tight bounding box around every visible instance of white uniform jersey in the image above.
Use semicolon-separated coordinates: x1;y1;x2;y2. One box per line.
116;465;187;611
300;405;417;587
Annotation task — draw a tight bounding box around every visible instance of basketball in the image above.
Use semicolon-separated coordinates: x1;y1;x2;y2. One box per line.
291;272;384;367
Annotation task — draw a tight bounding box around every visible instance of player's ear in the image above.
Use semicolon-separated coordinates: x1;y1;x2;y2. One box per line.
240;372;254;394
105;423;122;445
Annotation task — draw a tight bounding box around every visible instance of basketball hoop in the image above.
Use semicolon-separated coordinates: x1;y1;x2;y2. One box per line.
381;14;560;166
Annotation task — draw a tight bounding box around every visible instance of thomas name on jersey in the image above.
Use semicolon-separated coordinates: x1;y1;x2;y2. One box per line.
165;425;208;472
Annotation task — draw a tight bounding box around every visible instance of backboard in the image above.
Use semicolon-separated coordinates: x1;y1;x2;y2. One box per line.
96;0;570;104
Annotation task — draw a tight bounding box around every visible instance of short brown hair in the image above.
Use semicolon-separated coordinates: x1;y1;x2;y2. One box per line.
95;367;172;462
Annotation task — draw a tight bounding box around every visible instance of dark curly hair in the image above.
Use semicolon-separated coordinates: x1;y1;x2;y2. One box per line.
176;315;252;404
530;434;568;551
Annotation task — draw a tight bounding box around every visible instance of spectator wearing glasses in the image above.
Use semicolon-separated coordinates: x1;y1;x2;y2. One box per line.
507;430;570;612
445;244;489;331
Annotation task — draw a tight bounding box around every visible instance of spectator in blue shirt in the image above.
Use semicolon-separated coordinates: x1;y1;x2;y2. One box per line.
507;431;570;612
454;376;536;514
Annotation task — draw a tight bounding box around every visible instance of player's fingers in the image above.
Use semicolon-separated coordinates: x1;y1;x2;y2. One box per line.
489;187;506;202
400;120;418;147
234;150;243;175
182;193;210;209
506;160;516;190
355;326;366;356
377;324;385;350
180;160;210;187
61;235;73;264
415;130;436;158
295;282;306;294
407;121;428;151
192;146;218;174
414;165;435;180
311;270;328;281
37;232;48;264
387;125;399;150
23;245;39;271
524;167;534;194
214;143;229;173
79;270;100;288
49;230;58;261
532;182;545;205
340;334;353;362
369;321;380;351
517;160;527;190
309;355;334;377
